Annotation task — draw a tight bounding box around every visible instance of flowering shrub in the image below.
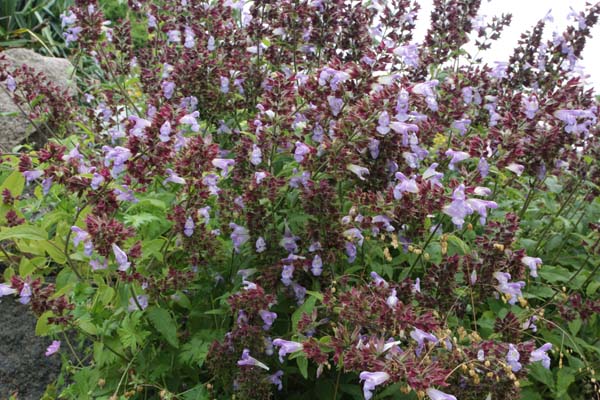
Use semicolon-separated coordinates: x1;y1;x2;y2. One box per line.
1;0;600;399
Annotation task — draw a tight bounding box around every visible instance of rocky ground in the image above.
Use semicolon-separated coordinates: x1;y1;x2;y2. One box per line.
0;297;60;400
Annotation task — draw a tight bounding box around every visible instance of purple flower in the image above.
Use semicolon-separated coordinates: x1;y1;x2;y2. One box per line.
412;80;439;111
522;256;542;278
452;118;471;136
426;388;457;400
423;163;444;187
60;10;77;27
114;186;137;203
212;158;235;177
256;237;267;253
159;121;172;142
280;225;300;253
367;139;380;159
19;282;31;304
129;115;151;137
163;168;186;185
41;177;53;195
220;76;230;94
412;278;421;293
259;310;277;330
347;164;370;180
268;370;284;390
478;157;489;178
386;289;398;308
23;170;43;184
90;258;107;271
442;184;470;227
491;61;508;79
530;343;552;369
506;344;522;372
393;172;419;199
292;283;306;305
128;295;149;311
250;144;262;165
238;349;270;370
184;217;195;237
466;198;498;225
207;35;215;51
184;25;195;48
64;26;82;45
45;340;61;356
272;339;303;362
410;328;438;356
523;316;538;332
345;241;357;262
6;75;16;92
147;12;157;28
377;111;390;135
281;265;294;286
445;149;470;171
370;271;388;287
359;371;390;400
494;272;525;305
162;81;175;99
229;223;249;252
372;215;395;234
112;244;130;271
179;111;200;132
102;146;131;177
167;30;181;43
0;283;16;296
462;87;474;104
311;254;323;276
294;142;310;163
394;43;419;67
203;174;220;195
89;172;104;190
506;162;524;176
71;226;90;248
522;95;539;119
327;96;343;116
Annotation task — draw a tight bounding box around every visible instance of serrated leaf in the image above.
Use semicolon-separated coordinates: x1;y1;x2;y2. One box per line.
123;212;161;229
146;306;179;348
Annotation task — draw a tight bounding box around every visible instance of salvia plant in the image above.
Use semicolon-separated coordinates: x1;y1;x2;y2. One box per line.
1;0;600;399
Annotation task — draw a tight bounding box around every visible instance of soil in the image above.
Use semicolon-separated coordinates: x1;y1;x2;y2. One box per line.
0;297;60;400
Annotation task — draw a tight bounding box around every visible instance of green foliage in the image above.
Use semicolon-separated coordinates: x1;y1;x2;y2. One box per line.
0;0;73;56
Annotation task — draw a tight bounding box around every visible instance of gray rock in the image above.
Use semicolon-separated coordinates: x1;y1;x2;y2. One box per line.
0;48;76;151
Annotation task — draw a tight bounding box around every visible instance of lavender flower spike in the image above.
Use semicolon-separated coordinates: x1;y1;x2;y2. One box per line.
237;349;270;370
359;371;390;400
272;339;303;362
426;388;457;400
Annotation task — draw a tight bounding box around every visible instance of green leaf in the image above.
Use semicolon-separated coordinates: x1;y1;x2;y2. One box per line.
292;295;317;330
178;336;209;367
0;225;48;241
40;240;67;264
539;265;570;284
123;212;161;229
180;384;210;400
146;306;179;348
556;368;575;398
528;362;555;389
446;234;470;256
296;355;308;379
35;311;53;336
0;170;25;198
